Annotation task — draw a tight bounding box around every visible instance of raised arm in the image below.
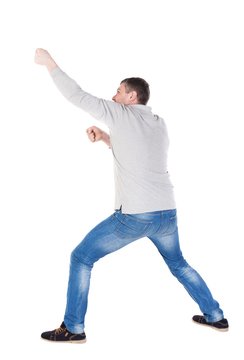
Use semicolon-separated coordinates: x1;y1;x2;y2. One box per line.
34;48;122;126
86;126;111;148
34;48;58;72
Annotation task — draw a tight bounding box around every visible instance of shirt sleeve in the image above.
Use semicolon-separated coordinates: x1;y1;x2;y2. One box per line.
50;67;123;128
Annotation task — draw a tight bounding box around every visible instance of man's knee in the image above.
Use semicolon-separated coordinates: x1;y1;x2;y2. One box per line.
167;257;188;277
70;248;94;268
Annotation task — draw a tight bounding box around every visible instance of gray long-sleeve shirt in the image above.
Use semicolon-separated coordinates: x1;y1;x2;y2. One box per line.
50;67;176;214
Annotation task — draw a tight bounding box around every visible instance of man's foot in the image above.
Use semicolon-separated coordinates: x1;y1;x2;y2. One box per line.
192;315;229;332
41;322;86;343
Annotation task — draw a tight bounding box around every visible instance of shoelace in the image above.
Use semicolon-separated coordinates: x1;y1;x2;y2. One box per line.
55;326;66;335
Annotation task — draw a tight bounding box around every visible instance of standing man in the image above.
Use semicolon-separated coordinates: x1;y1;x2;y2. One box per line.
35;49;228;343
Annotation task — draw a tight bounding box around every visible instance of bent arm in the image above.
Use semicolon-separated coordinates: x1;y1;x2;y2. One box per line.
101;131;111;147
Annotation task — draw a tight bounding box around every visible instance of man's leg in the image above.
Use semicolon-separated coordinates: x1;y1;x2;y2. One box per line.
64;210;154;334
148;210;224;323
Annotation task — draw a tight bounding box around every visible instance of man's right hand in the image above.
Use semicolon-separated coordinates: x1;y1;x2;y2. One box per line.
86;126;104;142
86;126;111;147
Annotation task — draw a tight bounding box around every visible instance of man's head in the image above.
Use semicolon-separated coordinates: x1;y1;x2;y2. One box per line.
112;77;150;105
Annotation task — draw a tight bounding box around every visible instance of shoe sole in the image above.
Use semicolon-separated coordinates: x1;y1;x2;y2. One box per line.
41;337;87;344
192;319;229;332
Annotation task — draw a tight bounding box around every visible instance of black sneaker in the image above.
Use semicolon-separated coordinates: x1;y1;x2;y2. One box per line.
41;322;86;343
192;315;229;332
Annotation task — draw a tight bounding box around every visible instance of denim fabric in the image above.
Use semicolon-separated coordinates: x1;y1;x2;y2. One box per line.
64;209;223;333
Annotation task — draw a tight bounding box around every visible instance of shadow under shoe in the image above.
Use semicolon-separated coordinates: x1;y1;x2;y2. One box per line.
41;322;86;343
192;315;229;332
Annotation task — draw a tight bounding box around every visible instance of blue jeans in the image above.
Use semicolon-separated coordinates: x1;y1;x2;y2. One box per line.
64;209;224;333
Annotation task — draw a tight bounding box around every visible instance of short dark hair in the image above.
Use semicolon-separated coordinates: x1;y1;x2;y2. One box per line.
121;77;150;105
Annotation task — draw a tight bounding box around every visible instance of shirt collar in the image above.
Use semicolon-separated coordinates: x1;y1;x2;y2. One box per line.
129;104;152;112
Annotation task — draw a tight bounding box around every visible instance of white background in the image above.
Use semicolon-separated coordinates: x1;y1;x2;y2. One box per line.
0;0;243;359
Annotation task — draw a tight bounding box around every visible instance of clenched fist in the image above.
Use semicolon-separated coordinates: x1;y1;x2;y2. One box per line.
87;126;104;142
34;48;58;71
86;126;111;147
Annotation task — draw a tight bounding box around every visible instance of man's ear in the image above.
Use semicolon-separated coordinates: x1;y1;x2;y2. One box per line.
129;91;138;103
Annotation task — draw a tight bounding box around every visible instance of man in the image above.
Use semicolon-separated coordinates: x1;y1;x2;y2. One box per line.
35;48;228;343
